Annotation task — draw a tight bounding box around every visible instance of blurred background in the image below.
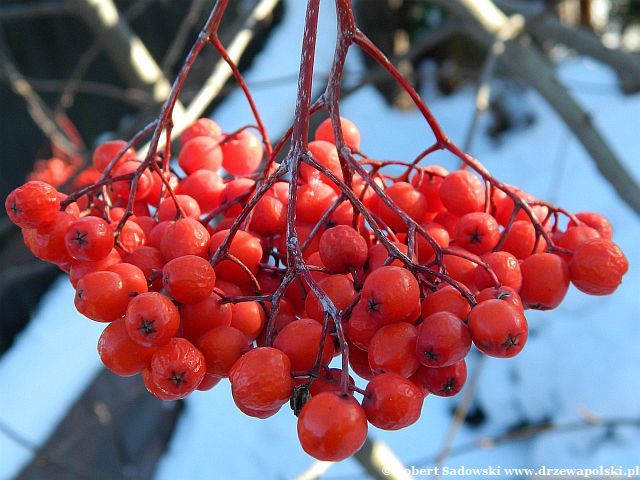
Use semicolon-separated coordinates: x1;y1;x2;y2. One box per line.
0;0;639;478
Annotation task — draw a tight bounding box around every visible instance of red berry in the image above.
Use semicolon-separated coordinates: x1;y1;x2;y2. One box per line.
476;285;524;312
107;263;148;296
415;222;449;263
297;392;367;461
416;312;471;367
273;318;334;371
6;181;59;228
208;229;262;285
162;255;216;304
179;136;223;174
229;347;293;413
125;292;180;347
519;253;570;309
302;140;342;185
501;220;536;259
160;218;210;261
361;266;420;325
569;238;628;295
221;130;263;175
315;117;361;150
250;195;286;237
362;373;423;430
318;226;368;274
69;248;121;287
439;170;484;216
412;360;466;397
24;211;75;264
296;180;338;224
220;178;255;217
376;182;427;232
197;326;251;377
305;275;356;323
180;118;222;145
148;338;206;399
468;300;528;358
454;212;500;255
475;251;522;291
230;301;267;341
368;323;419;378
181;291;232;342
92;140;136;172
98;317;156;376
74;271;130;322
421;285;471;321
123;246;164;291
177;170;225;213
110;161;152;200
568;212;612;240
157;194;201;222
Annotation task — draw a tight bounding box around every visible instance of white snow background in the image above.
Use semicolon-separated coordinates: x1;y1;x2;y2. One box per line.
1;0;639;478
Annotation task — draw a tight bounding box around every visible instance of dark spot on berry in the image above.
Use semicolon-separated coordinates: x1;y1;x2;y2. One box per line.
138;319;156;335
469;229;482;244
10;201;19;216
170;371;185;387
501;333;520;350
73;230;89;247
497;291;511;300
440;377;456;394
367;297;380;314
423;349;439;362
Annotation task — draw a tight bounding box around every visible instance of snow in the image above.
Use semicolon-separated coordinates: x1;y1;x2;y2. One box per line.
1;1;639;478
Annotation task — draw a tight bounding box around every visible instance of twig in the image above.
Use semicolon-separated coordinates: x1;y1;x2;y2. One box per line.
161;0;208;76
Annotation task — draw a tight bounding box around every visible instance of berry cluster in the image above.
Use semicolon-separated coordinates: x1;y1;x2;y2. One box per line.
5;113;629;461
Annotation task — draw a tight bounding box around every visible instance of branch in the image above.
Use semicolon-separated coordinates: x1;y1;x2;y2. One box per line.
63;0;185;115
430;0;640;215
496;0;640;94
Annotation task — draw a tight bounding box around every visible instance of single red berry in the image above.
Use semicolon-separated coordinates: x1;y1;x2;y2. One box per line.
362;373;424;430
197;373;221;392
475;251;522;291
454;212;500;255
157;194;201;222
556;226;601;260
273;318;334;371
208;229;262;285
315;116;361;150
220;178;255;217
296;180;338;224
115;220;146;256
125;292;180;347
416;312;471;367
309;368;355;396
123;246;165;291
348;342;374;380
221;130;263;175
98;317;156;376
412;360;466;397
178;136;223;174
69;248;121;287
305;275;357;324
412;165;448;213
107;263;148;296
197;326;251;378
160;218;210;261
346;301;383;350
318;225;368;274
519;253;570;309
177;170;225;213
415;222;450;263
301;140;342;185
24;211;75;264
442;247;478;291
361;266;420;325
468;299;528;358
148;338;206;400
476;285;524;312
74;271;130;322
297;392;368;461
568;212;612;240
162;255;216;304
376;182;427;233
92;140;136;172
439;170;485;216
250;195;286;237
230;301;267;341
368;323;419;378
366;241;408;272
180;118;222;145
6;181;59;228
569;238;628;295
229;347;293;413
110;161;152;200
421;285;471;321
500;220;536;259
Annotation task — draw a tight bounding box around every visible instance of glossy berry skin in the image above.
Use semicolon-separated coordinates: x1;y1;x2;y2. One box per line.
23;211;74;264
273;319;334;371
148;338;206;400
362;373;424;430
302;140;342;185
366;241;408;271
197;326;251;377
412;165;448;213
421;285;471;321
416;312;472;368
556;226;600;257
231;301;267;341
116;220;146;256
361;266;420;325
69;248;121;287
250;195;286;236
97;317;156;376
376;182;427;232
454;212;500;255
368;323;419;378
519;253;570;310
315;116;361;150
442;247;478;291
92;140;136;172
177;170;225;213
568;212;612;240
415;222;449;263
64;216;114;261
569;238;628;295
162;255;216;304
6;181;59;228
305;275;356;323
468;300;528;358
296;181;338;224
346;301;383;350
181;291;232;342
221;130;263;176
208;229;262;285
475;251;522;291
412;360;467;397
197;374;222;391
501;220;536;259
178;136;223;174
107;263;148;296
229;347;293;413
74;271;130;322
318;226;368;274
160;218;210;261
476;285;524;312
180;118;222;144
123;246;165;291
125;292;180;347
348;343;374;380
111;161;152;200
439;170;484;216
297;392;368;461
308;368;355;396
157;194;201;222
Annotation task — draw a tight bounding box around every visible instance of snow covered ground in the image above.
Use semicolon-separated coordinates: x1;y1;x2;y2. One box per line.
1;1;639;479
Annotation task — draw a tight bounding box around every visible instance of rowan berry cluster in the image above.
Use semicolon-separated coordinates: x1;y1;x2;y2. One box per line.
5;112;629;461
